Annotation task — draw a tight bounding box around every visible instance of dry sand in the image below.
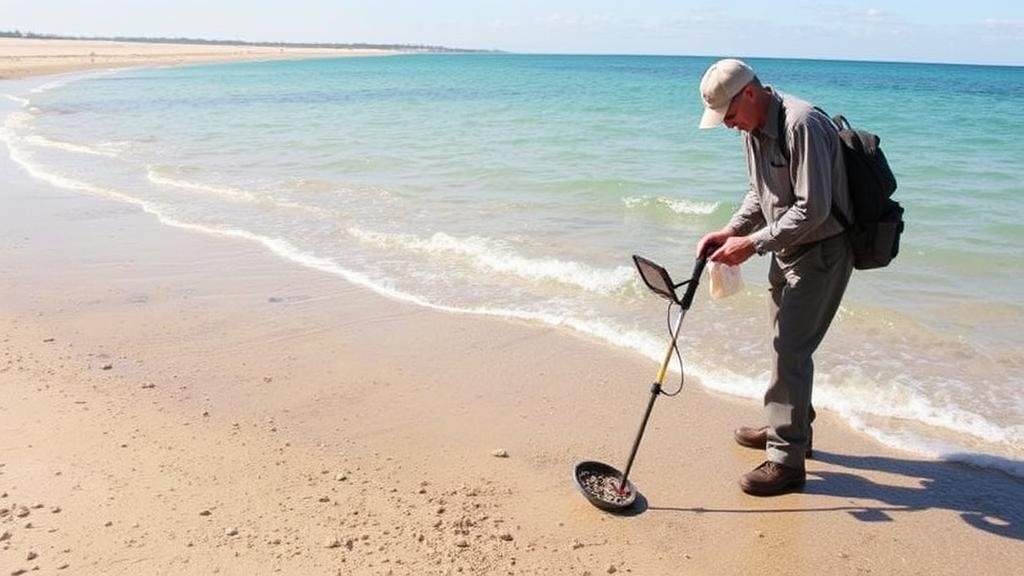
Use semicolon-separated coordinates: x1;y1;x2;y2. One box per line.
0;38;393;79
1;64;1022;575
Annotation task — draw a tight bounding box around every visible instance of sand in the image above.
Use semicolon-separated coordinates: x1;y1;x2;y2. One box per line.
1;63;1022;575
0;38;394;79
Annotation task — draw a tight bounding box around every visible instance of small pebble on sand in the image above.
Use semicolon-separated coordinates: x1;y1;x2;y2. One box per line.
26;551;37;561
101;364;113;370
607;564;617;574
490;449;509;458
225;527;238;536
199;510;211;516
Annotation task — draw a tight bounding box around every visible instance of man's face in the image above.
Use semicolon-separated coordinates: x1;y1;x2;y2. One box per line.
723;86;760;132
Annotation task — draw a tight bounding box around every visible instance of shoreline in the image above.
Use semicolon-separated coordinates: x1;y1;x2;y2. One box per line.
0;37;398;80
1;67;1022;574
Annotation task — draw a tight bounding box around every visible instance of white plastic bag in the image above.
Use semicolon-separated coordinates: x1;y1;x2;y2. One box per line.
709;261;743;299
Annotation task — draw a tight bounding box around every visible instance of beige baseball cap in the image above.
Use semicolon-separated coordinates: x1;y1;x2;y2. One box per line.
698;58;755;129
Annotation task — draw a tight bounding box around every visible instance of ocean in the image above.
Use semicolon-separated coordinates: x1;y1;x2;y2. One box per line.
2;54;1022;476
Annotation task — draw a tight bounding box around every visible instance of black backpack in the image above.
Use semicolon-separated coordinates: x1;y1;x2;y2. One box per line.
778;105;904;270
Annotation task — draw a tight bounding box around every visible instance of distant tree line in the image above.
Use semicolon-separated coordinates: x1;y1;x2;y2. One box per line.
0;30;500;53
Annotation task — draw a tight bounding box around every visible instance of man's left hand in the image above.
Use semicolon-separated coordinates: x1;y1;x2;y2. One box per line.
710;236;756;266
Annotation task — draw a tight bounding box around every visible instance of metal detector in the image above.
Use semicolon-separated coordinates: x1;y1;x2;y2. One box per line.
573;254;707;512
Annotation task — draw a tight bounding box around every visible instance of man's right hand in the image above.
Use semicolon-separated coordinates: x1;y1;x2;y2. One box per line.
696;227;734;258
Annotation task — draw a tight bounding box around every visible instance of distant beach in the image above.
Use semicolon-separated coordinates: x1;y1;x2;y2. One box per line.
0;37;395;79
1;54;1022;575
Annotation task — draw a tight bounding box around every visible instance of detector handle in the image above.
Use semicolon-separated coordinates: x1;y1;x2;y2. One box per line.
679;256;708;310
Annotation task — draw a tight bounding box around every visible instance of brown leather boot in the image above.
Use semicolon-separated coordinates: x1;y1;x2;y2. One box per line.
739;461;806;496
733;426;813;458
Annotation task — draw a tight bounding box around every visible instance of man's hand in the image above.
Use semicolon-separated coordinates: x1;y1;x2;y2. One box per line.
696;227;734;258
710;236;756;266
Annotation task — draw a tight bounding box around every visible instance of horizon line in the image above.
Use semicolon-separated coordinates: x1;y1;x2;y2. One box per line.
3;30;1020;69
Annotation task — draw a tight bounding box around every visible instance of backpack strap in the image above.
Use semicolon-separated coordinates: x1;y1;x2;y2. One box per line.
776;102;852;230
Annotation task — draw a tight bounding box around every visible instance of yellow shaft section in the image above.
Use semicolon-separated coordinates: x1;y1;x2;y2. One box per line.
655;309;686;385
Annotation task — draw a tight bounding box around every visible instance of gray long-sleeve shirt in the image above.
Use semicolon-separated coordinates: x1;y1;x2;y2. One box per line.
727;88;851;256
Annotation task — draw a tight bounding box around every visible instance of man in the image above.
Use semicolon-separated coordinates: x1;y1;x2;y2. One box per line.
695;59;853;496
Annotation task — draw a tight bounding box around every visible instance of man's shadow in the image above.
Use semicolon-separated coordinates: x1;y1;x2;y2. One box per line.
651;451;1024;541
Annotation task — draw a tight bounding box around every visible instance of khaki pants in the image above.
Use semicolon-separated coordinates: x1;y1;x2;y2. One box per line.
765;233;853;468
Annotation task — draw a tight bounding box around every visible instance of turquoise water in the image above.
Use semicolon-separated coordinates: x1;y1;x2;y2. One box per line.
3;55;1022;474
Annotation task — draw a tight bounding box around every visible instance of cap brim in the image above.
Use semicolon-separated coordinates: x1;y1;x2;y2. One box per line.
699;105;727;129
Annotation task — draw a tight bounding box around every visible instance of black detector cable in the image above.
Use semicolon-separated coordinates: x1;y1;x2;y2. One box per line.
660;300;686;397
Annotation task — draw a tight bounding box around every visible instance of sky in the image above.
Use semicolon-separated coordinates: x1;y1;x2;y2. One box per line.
2;0;1023;66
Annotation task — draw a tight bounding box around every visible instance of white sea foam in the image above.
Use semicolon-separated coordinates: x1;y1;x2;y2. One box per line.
623;195;720;215
4;110;33;133
30;78;73;94
147;166;337;218
5;135;168;222
3;94;31;108
268;198;337;218
813;369;1024;448
841;417;1024;478
686;358;1024;455
347;227;635;294
147;167;261;203
25;134;119;157
29;68;119;95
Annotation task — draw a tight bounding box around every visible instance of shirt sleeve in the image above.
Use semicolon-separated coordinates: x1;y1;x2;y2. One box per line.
748;116;835;254
727;186;766;235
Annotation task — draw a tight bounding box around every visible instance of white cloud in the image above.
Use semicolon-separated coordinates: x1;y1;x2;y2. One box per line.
538;12;626;30
489;19;520;30
542;13;580;27
982;18;1024;36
